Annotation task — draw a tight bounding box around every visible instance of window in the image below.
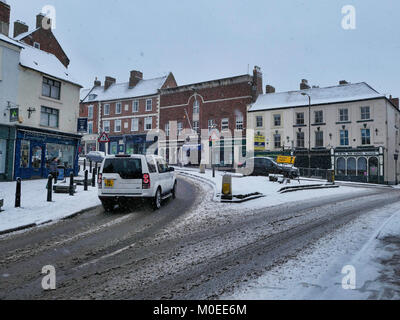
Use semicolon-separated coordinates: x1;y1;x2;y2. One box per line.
208;119;215;131
88;94;97;101
361;129;371;145
103;158;142;179
177;122;183;135
221;118;229;131
274;134;281;149
146;157;157;173
88;121;93;134
110;142;118;155
129;118;137;132
145;117;152;131
369;157;379;176
236;116;243;130
165;123;170;136
46;143;75;169
88;105;93;120
315;131;324;147
297;132;305;148
115;120;121;132
361;106;370;120
116;102;122;114
256;116;263;128
40;106;59;128
103;121;110;133
20;140;30;168
357;157;367;176
347;158;356;176
104;104;110;115
193;100;200;114
133;100;139;113
340;130;349;146
42;77;61;100
339;109;349;122
193;121;199;133
337;157;346;175
315;111;323;124
273;114;281;127
34;42;40;49
146;99;152;111
296;113;304;125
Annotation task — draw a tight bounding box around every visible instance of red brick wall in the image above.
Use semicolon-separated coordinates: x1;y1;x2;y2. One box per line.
20;28;70;67
0;1;10;25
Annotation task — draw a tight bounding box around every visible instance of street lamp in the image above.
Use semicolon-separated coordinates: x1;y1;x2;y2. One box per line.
301;92;312;172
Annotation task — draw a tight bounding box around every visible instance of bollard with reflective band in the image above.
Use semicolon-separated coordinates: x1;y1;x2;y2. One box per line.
15;178;21;208
47;175;53;202
92;167;97;187
221;174;233;200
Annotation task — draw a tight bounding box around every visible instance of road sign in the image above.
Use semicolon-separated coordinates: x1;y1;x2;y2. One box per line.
98;132;110;143
277;155;296;165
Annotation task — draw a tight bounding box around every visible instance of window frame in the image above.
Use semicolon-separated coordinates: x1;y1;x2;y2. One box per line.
114;119;122;133
314;110;324;124
146;99;153;112
40;106;59;128
42;77;61;100
296;112;304;125
339;108;349;122
361;106;371;120
361;128;371;145
131;118;139;132
132;100;139;113
221;118;229;131
116;102;122;115
256;116;263;128
273;114;281;127
144;117;152;131
315;131;324;147
104;104;110;116
103;120;110;133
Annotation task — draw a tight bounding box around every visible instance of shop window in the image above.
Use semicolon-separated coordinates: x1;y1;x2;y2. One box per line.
357;157;367;176
20;140;30;168
110;142;118;155
46;143;75;169
347;157;356;175
126;142;134;155
369;157;379;176
32;146;42;169
337;157;346;175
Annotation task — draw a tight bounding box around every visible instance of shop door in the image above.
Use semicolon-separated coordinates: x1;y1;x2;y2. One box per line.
31;143;44;179
0;139;6;174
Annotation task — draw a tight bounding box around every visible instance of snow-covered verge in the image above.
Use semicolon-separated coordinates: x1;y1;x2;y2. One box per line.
222;200;400;300
0;178;101;234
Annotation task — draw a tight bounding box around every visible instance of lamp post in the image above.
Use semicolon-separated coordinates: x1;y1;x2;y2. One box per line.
301;92;312;173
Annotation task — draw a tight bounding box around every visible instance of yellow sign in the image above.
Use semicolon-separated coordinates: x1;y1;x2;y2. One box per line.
277;155;296;165
254;135;266;151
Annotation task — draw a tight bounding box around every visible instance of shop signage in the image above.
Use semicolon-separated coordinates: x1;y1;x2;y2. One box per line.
254;134;266;151
277;155;296;165
77;118;88;133
9;108;19;122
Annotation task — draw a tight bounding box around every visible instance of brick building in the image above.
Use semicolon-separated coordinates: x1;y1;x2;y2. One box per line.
159;66;263;166
79;71;177;155
13;13;70;67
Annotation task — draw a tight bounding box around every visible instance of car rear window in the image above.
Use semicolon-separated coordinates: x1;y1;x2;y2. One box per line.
103;158;142;179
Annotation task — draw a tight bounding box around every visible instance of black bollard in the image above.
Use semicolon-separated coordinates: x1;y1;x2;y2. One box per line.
90;160;92;173
92;167;97;187
47;175;53;202
15;178;21;208
69;173;74;196
84;159;86;171
84;170;88;191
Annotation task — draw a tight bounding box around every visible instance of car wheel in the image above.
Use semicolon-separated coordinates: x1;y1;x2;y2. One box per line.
101;199;115;212
153;188;162;210
172;182;177;199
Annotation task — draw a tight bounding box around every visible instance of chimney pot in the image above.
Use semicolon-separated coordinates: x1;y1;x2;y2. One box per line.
300;79;310;90
13;20;28;38
94;77;101;87
339;80;349;85
0;1;11;36
36;13;51;30
265;85;275;94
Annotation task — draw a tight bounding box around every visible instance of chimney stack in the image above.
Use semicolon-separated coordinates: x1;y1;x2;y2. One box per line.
265;85;275;94
0;1;10;36
129;70;143;88
339;80;349;85
252;66;263;100
300;79;310;90
36;13;51;30
13;20;28;38
94;77;101;87
104;76;116;90
390;96;399;109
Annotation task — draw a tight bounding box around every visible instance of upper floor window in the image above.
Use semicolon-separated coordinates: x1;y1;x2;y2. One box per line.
339;108;349;122
361;129;371;145
315;111;323;124
296;112;304;125
165;123;170;136
88;94;97;101
315;131;324;147
103;121;110;133
131;118;139;132
178;122;183;135
42;77;61;100
114;119;122;132
133;100;139;113
361;106;370;120
236;116;243;130
273;114;281;127
193;121;199;133
146;99;152;112
145;117;152;131
116;102;122;114
88;122;93;134
40;106;59;128
193;100;200;114
221;118;229;131
297;131;305;148
340;130;349;146
88;105;93;120
256;116;263;128
104;104;110;116
34;42;40;49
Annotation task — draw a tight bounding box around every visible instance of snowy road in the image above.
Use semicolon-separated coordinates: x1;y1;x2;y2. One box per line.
0;177;399;299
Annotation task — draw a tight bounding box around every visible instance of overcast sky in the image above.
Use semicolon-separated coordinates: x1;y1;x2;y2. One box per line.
7;0;400;98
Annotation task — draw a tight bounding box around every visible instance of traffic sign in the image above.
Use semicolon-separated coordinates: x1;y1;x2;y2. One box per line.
98;132;110;143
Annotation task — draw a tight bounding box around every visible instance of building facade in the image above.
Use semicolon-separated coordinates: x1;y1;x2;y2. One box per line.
79;71;177;155
159;66;263;166
247;81;400;184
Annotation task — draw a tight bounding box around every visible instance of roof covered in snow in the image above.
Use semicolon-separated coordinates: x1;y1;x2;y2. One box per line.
19;42;81;87
250;82;385;112
0;33;24;48
80;76;169;103
13;27;40;41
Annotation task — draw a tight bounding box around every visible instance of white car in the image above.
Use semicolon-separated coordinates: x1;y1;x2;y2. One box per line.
98;155;177;211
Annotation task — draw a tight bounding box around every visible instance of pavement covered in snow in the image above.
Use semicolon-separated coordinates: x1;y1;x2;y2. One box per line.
0;177;101;234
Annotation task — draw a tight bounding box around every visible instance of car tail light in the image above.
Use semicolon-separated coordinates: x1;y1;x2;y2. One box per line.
142;173;150;189
98;173;102;188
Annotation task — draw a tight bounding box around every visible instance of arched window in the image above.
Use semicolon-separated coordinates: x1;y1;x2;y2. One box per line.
193;100;200;114
337;157;346;175
369;157;379;176
357;157;367;176
347;157;356;176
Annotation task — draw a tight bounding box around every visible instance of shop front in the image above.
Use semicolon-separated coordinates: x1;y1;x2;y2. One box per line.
14;126;81;180
0;124;16;181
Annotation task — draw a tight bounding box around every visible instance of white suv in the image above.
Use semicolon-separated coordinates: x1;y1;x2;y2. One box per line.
98;155;177;211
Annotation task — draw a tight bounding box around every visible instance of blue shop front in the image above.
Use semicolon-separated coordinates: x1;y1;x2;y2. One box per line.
14;126;81;180
107;134;157;155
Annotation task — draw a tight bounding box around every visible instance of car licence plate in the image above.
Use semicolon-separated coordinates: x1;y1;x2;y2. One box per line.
104;179;114;188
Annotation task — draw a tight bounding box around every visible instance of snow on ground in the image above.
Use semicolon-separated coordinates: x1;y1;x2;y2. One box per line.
222;200;400;300
0;177;101;234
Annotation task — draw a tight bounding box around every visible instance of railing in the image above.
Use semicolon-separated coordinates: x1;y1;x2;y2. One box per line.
298;167;333;181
